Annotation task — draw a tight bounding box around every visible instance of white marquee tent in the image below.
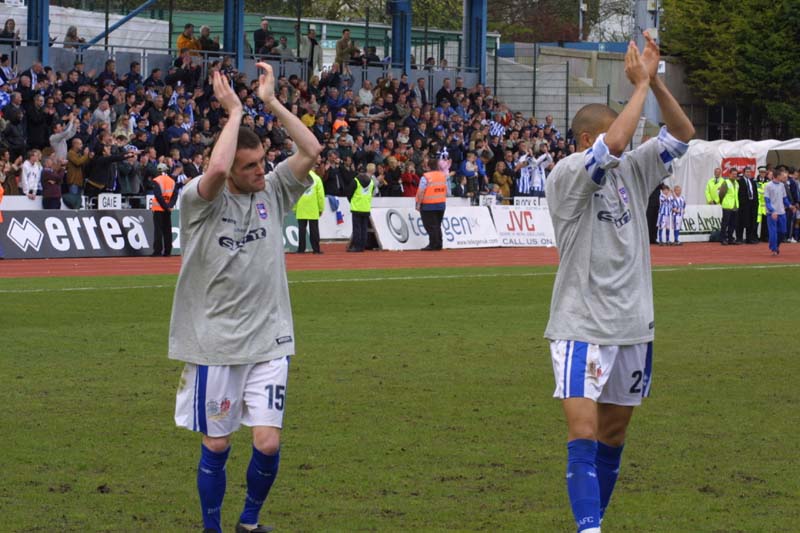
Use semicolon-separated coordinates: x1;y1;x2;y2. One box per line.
670;138;800;205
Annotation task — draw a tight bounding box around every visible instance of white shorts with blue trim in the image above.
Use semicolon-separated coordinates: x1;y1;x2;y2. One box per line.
550;340;652;406
174;357;289;437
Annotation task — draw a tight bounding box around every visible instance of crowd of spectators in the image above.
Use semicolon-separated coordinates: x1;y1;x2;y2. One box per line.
0;16;576;210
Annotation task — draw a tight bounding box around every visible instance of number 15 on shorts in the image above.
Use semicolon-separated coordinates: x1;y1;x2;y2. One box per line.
265;384;285;411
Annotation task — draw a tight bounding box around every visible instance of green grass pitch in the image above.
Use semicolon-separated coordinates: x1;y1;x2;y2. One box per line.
2;265;798;532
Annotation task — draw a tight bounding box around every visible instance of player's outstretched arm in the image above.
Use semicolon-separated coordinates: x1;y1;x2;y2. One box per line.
604;40;650;156
642;31;695;143
256;62;322;179
198;71;243;201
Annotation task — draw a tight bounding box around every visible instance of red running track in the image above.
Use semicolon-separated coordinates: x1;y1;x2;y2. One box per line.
0;242;798;279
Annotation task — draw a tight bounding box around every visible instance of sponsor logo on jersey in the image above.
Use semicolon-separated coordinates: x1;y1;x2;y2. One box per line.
206;397;232;421
618;186;629;205
219;227;267;250
256;202;268;220
276;336;293;345
597;209;632;228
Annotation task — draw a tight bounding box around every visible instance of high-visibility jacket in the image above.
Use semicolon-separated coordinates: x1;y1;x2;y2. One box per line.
720;178;739;210
0;186;4;223
756;180;767;216
294;171;325;220
350;178;374;213
420;171;447;205
152;174;175;212
705;177;722;204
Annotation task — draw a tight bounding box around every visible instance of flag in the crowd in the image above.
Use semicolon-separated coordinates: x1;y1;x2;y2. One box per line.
182;101;194;131
0;91;10;109
489;120;506;138
168;88;179;108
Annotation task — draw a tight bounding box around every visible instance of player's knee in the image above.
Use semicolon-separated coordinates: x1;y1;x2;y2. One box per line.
568;421;597;441
597;426;627;447
202;435;231;453
253;428;281;455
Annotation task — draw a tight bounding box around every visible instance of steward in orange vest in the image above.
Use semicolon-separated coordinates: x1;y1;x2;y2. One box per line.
151;168;180;256
415;158;449;251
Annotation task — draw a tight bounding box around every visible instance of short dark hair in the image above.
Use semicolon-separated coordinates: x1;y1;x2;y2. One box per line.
571;103;618;139
237;127;262;150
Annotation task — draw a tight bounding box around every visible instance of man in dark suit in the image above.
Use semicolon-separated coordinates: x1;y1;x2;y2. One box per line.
736;167;759;243
412;77;428;107
452;176;469;198
185;153;204;179
253;17;272;54
435;77;457;108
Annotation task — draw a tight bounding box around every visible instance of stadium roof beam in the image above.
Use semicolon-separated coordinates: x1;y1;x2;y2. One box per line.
463;0;488;84
82;0;159;50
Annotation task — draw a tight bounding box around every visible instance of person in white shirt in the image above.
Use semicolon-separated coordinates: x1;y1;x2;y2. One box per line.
531;142;553;196
358;80;374;106
20;149;43;198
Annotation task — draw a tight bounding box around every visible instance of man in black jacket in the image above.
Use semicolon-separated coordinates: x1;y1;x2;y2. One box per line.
253;17;272;54
26;94;52;150
84;144;137;200
2;108;27;160
736;167;759;243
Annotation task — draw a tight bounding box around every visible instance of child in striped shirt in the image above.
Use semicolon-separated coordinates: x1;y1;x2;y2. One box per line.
657;184;673;245
671;185;686;245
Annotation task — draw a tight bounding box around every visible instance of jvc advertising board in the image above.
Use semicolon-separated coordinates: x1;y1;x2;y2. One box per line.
490;205;556;247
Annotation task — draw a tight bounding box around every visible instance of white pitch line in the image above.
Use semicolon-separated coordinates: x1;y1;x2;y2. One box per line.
0;263;797;294
0;284;176;294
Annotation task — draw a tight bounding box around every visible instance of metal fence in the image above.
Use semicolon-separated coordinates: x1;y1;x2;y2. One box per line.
2;42;480;91
486;51;611;130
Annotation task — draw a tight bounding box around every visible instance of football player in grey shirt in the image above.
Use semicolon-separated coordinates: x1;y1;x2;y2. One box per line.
543;34;694;533
169;64;321;533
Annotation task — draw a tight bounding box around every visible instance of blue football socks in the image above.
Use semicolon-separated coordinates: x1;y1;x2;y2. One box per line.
658;229;663;243
665;229;671;243
674;229;680;243
197;444;230;533
596;441;624;519
239;446;280;526
567;439;601;532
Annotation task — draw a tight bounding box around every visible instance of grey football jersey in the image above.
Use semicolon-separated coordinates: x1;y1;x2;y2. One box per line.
544;129;687;345
764;181;787;215
169;161;311;365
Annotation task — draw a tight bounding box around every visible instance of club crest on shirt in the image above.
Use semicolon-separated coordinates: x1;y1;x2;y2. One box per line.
206;397;232;421
256;202;268;220
618;186;629;205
